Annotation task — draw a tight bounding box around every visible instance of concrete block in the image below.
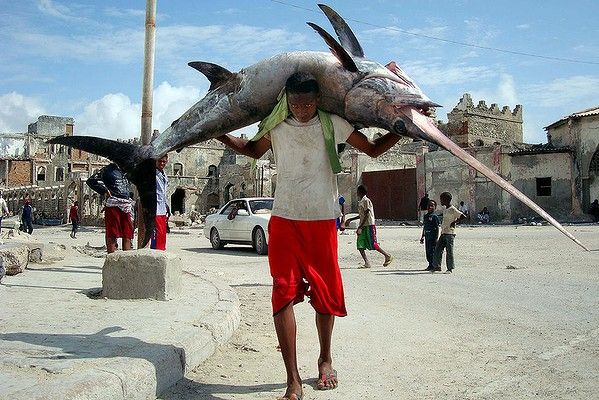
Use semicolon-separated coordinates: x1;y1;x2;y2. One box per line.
102;249;181;300
0;243;30;275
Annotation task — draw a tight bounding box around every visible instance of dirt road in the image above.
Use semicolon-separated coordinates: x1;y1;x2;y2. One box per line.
154;223;599;400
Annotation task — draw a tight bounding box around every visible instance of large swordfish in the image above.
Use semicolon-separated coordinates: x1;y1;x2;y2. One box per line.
48;4;588;251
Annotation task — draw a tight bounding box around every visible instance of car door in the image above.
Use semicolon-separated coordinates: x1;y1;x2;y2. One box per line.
234;200;253;241
213;201;237;240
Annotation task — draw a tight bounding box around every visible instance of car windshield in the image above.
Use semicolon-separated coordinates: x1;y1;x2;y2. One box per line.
249;199;273;214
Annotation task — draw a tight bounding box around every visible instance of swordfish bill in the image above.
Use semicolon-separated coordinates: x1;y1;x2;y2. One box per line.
47;3;588;251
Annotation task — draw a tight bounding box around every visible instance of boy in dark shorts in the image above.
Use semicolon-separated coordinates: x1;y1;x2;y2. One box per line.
420;200;440;271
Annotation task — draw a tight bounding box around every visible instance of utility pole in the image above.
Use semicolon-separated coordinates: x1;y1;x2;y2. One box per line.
138;0;157;247
141;0;156;146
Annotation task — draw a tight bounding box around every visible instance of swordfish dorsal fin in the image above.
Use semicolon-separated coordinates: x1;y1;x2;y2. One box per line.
188;61;235;91
307;22;358;72
318;4;364;58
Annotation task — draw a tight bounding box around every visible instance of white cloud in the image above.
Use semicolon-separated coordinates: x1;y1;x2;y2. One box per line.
37;0;70;19
8;23;304;75
75;82;203;140
0;92;46;132
103;7;145;18
152;82;202;133
524;75;599;107
466;73;519;109
76;93;141;139
401;61;495;86
14;30;144;64
516;24;530;30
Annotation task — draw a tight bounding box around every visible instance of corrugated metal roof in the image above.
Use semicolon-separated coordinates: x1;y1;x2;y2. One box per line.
508;142;572;156
545;105;599;130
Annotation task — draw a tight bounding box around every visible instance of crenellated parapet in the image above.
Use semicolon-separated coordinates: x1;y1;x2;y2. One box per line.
445;93;523;147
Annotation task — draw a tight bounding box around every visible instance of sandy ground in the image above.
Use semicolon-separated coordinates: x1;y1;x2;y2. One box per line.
157;223;599;400
16;221;599;400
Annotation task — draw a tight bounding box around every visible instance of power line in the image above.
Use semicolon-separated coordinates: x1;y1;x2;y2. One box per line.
268;0;599;66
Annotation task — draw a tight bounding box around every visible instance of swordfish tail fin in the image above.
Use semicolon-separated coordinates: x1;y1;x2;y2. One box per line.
397;107;590;252
47;135;158;248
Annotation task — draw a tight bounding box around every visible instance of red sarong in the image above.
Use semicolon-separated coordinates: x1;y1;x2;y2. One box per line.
268;216;347;317
104;206;134;239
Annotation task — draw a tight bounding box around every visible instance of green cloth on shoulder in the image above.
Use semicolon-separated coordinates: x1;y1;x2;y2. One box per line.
251;90;342;174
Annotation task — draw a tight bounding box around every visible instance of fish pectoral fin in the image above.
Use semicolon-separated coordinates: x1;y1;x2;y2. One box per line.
188;61;236;91
306;22;358;73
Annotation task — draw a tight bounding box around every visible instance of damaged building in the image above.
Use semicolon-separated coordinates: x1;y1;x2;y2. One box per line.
2;100;597;225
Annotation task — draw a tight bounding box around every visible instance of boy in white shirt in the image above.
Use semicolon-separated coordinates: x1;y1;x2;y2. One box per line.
216;72;400;400
432;192;465;273
344;185;393;268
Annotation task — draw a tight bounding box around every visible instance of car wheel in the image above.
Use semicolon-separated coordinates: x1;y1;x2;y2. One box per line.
210;228;225;249
253;227;268;255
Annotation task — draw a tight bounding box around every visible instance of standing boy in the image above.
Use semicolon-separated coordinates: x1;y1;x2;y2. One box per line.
420;199;440;271
216;72;400;400
432;192;465;273
0;191;9;233
152;154;169;250
344;185;393;268
21;198;34;234
418;192;430;225
69;200;80;239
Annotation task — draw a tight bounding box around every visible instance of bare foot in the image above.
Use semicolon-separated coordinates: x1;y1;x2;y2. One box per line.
316;359;338;390
277;381;303;400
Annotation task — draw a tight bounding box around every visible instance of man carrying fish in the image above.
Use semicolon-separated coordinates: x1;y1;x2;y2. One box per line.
218;72;400;400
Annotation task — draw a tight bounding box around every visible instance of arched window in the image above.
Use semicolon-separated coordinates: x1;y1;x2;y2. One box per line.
173;163;184;176
37;166;46;181
55;167;64;182
207;165;217;177
589;149;599;175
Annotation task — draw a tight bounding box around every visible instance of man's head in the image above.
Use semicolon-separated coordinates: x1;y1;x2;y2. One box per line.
459;201;464;206
357;184;367;198
440;191;452;207
74;201;79;206
285;72;320;123
427;199;437;212
156;154;168;172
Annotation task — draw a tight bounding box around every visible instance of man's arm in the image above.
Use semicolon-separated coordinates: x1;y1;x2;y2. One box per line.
346;130;401;158
216;134;271;159
86;168;108;196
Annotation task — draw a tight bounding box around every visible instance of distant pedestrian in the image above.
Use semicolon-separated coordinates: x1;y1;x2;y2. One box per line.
87;163;134;253
590;199;599;222
336;194;346;231
69;201;80;239
477;207;490;224
418;193;429;224
344;185;393;268
458;201;469;223
151;154;169;250
432;192;465;273
0;191;9;233
420;200;440;271
21;198;34;235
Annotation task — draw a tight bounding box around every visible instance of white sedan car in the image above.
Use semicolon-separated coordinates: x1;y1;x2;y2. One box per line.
203;197;273;254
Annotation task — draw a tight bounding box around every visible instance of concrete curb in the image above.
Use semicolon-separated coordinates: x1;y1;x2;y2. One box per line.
2;274;240;400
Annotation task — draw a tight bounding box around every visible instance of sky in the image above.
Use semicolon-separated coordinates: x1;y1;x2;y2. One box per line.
0;0;597;144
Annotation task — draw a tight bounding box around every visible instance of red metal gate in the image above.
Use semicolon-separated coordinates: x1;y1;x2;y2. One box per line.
361;168;417;220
